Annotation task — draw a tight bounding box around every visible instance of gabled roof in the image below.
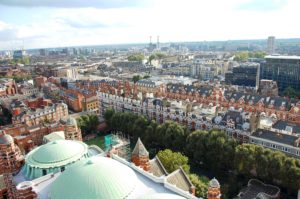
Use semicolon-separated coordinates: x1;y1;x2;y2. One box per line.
166;167;194;192
132;138;149;157
149;156;168;177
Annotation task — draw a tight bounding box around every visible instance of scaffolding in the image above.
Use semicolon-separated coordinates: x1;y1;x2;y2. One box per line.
104;132;131;161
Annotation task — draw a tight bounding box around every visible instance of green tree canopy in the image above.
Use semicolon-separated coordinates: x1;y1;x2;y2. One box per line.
284;86;300;98
127;54;145;61
132;75;142;83
233;51;266;61
189;174;209;198
76;114;100;135
157;149;190;174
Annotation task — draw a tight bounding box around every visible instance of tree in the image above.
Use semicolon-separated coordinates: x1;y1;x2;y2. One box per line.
103;109;115;128
234;144;300;191
76;114;100;135
148;54;156;64
156;121;188;151
157;149;190;174
186;130;237;173
132;75;142;83
189;174;209;198
131;116;149;140
284;86;300;98
127;54;145;62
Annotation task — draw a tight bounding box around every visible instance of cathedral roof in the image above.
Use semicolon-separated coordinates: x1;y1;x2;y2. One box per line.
50;156;138;199
132;138;149;157
25;140;88;169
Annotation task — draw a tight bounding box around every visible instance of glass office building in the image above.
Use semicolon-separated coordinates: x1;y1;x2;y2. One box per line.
225;63;260;88
260;55;300;93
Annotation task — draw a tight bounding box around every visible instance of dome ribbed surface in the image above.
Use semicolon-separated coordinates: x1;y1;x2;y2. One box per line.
139;193;186;199
26;140;88;168
50;156;138;199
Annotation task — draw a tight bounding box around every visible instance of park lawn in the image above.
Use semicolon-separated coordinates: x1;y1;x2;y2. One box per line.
85;135;105;149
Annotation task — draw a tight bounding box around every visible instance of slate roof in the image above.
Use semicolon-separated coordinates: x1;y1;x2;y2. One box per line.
252;129;299;147
222;110;244;128
166;84;213;96
224;91;290;110
166;167;194;192
272;120;300;135
149;156;168;177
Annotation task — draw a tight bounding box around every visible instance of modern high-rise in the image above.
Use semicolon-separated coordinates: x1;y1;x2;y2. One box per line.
260;55;300;93
267;36;275;54
225;63;260;88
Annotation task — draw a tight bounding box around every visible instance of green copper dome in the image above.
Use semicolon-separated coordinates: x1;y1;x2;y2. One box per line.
50;156;138;199
23;140;89;180
27;140;88;167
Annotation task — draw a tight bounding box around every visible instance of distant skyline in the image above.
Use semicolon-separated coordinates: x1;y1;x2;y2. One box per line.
0;0;299;50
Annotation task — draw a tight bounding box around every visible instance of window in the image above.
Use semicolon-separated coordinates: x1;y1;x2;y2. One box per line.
61;166;65;172
42;169;47;176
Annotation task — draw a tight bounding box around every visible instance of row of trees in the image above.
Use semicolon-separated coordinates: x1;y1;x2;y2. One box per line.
103;109;300;197
233;51;266;61
127;53;145;62
132;74;150;83
9;57;30;65
148;52;166;64
76;114;100;135
284;86;300;99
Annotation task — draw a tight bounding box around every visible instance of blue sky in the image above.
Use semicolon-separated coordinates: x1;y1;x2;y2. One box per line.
0;0;298;50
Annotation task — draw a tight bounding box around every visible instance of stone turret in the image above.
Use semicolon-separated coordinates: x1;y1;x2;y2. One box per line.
207;178;221;199
64;116;82;141
131;138;150;171
0;131;24;174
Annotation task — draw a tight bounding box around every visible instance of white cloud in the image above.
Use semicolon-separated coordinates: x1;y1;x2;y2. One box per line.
0;0;148;8
0;0;299;50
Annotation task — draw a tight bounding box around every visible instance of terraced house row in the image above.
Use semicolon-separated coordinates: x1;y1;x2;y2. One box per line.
97;90;300;158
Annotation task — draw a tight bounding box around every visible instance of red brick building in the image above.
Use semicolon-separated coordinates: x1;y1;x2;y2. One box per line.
0;132;24;175
0;78;17;96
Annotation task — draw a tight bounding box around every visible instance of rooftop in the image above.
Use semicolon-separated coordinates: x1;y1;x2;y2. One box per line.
272;120;300;135
265;55;300;60
235;179;280;199
25;140;89;169
252;129;299;147
21;156;190;199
